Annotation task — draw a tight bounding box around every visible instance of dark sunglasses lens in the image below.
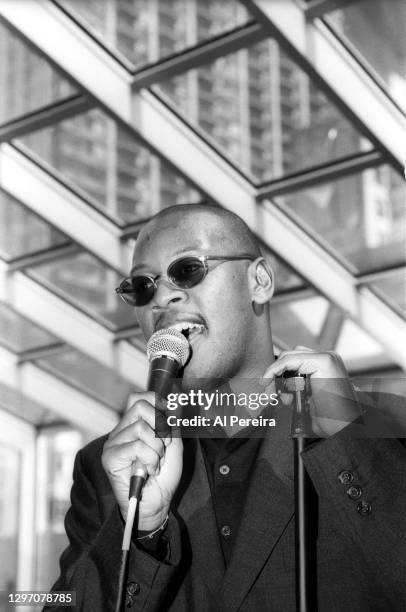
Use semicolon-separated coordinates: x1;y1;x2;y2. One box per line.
130;276;156;306
169;257;206;288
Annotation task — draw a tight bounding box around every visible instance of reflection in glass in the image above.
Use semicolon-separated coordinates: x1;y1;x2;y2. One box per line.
0;21;76;125
328;0;406;114
0;190;70;262
154;39;371;183
273;166;406;274
0;302;60;354
270;295;329;350
0;383;59;426
18;109;204;224
59;0;249;68
26;251;138;329
0;443;19;597
36;428;83;590
35;348;136;410
370;271;406;318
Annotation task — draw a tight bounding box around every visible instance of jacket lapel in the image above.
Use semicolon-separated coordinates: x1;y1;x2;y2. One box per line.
221;406;295;610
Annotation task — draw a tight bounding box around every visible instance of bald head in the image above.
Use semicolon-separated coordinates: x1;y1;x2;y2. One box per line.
135;203;261;259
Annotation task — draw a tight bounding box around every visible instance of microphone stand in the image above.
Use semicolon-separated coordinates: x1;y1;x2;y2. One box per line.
283;375;318;612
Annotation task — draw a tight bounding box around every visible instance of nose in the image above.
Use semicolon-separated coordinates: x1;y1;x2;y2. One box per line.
151;277;188;308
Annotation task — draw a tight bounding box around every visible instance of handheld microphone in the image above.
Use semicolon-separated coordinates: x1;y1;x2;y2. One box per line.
129;328;190;499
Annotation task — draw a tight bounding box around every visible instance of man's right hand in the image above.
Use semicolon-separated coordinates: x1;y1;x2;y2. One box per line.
102;392;183;532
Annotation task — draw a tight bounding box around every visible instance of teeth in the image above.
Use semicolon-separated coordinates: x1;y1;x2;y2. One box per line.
169;322;205;334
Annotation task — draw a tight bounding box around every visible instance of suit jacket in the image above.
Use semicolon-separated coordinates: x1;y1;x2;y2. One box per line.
50;398;406;612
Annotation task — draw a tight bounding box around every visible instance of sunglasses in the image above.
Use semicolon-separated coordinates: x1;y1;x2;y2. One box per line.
115;254;256;307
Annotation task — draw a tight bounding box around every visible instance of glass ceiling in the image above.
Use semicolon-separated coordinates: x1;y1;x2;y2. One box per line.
0;382;59;425
0;189;71;262
25;251;138;330
0;0;404;434
58;0;251;70
154;38;372;184
0;302;61;354
18;108;205;225
0;20;77;125
272;164;406;276
369;270;406;319
34;347;136;411
327;0;406;115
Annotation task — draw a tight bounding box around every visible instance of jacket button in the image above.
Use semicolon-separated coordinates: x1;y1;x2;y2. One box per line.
357;500;372;516
219;464;230;476
221;525;231;538
347;484;362;500
338;470;354;484
125;581;140;606
126;582;140;596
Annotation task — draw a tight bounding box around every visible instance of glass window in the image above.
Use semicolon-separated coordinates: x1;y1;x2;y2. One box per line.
0;302;61;354
35;348;137;410
336;318;390;373
0;443;19;598
17;108;205;225
369;270;406;318
272;165;406;274
0;21;77;125
328;0;406;114
0;190;71;262
270;295;330;350
25;251;138;329
35;428;84;591
153;38;372;184
58;0;250;69
0;383;59;426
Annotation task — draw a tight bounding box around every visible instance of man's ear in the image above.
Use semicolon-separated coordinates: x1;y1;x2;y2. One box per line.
248;257;274;304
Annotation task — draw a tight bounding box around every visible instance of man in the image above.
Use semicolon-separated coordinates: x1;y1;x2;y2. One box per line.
50;204;405;611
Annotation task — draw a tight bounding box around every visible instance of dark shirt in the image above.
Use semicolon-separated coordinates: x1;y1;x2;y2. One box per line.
200;435;263;565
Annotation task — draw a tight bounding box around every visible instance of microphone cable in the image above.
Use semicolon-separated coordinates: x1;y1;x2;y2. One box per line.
115;474;146;612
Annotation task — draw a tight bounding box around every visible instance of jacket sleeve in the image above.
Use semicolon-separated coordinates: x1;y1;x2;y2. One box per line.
301;428;406;601
47;445;183;612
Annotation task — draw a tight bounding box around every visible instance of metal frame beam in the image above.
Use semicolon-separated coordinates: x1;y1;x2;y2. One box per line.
0;0;404;369
257;150;383;199
242;0;406;168
131;22;268;89
303;0;368;21
0;263;148;386
0;143;133;272
0;93;94;142
0;344;118;434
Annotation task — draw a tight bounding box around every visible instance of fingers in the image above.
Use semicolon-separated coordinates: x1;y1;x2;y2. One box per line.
103;392;171;480
262;349;347;381
263;352;321;380
109;393;171;445
105;416;165;458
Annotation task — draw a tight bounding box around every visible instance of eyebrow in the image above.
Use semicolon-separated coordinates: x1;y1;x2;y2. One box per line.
131;243;204;275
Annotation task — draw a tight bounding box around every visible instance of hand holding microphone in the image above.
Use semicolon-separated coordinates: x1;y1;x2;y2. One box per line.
102;328;189;532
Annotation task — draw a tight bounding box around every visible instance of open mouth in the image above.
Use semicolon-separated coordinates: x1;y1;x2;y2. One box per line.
169;322;206;343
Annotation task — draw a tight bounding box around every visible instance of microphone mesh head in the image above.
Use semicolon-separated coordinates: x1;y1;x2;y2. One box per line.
147;328;190;366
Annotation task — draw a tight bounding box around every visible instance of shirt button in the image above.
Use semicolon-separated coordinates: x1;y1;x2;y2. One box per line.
221;525;231;538
219;464;230;476
338;470;354;484
347;484;362;500
357;500;372;516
